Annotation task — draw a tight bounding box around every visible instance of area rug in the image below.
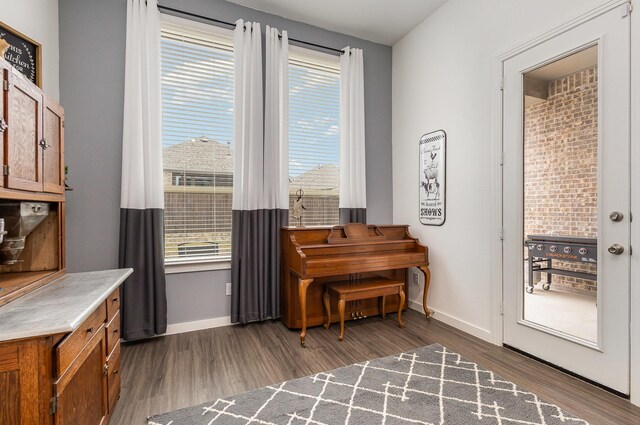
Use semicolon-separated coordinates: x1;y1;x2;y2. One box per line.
148;344;588;424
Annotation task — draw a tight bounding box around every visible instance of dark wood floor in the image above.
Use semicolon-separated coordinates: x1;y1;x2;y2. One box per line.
110;310;640;424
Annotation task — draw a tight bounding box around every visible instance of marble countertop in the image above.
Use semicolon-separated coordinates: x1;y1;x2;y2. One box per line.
0;268;133;342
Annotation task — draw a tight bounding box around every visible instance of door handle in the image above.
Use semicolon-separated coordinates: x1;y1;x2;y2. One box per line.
608;244;624;255
609;211;624;222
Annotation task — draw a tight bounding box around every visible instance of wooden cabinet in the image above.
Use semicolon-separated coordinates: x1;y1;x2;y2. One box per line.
0;340;43;424
0;285;124;425
105;288;122;417
5;67;44;192
54;327;108;425
0;336;56;425
0;61;7;189
0;58;122;425
0;57;66;309
52;288;122;424
42;98;64;194
56;303;107;375
4;64;64;194
106;339;121;413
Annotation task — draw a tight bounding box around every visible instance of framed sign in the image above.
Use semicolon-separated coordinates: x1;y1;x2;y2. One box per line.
0;21;41;87
419;130;446;225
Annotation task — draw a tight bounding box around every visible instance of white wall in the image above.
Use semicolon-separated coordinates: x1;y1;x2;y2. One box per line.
392;0;610;340
0;0;59;100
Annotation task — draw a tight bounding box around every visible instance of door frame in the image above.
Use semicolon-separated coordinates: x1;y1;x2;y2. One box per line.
489;0;639;405
629;0;640;408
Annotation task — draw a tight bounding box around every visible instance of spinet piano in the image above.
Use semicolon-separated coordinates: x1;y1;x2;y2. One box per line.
281;224;430;345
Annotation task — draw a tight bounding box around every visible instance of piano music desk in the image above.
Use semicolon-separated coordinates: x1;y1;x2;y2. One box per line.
281;224;430;346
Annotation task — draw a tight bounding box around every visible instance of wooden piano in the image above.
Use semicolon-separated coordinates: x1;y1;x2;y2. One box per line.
281;224;430;345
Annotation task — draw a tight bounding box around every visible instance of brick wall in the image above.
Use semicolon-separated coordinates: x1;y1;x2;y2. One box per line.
524;65;598;292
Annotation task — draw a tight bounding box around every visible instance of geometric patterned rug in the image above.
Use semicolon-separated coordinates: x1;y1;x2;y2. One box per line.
147;344;589;425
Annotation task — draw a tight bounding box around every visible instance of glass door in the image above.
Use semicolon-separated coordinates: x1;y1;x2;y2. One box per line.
502;5;630;393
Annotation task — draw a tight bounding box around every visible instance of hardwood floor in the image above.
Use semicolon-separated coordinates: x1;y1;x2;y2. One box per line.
110;309;640;424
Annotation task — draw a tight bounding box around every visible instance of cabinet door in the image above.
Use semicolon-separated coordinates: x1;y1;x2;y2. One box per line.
54;327;107;425
0;62;8;188
106;341;121;414
6;69;43;192
0;341;40;425
42;97;64;194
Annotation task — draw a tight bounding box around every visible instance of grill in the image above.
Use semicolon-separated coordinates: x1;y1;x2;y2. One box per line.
524;235;597;294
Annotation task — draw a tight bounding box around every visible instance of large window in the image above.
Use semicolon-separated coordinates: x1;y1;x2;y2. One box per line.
288;48;340;226
160;17;234;264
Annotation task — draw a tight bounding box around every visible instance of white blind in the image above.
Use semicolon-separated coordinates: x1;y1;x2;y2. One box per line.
288;49;341;226
160;19;234;263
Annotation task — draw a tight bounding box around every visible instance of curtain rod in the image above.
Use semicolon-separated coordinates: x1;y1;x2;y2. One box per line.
157;4;345;55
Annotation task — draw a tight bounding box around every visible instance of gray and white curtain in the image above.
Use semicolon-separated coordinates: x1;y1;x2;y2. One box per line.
119;0;167;340
339;47;367;224
231;22;289;324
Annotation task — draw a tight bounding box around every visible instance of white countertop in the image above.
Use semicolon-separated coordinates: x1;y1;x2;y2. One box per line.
0;268;133;342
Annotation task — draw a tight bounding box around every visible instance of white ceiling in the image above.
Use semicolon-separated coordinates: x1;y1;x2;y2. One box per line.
527;46;598;81
225;0;448;45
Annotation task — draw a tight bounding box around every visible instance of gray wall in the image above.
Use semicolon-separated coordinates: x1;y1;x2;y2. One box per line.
58;0;392;325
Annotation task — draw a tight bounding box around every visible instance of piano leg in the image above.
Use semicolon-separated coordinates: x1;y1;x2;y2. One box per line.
398;289;406;328
298;278;314;346
418;265;431;318
338;297;345;341
323;289;331;330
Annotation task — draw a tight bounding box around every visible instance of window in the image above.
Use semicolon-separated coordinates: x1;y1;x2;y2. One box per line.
288;47;341;226
160;17;234;264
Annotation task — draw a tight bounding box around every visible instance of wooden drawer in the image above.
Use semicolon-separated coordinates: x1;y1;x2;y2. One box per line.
107;341;121;413
106;288;120;322
106;311;120;355
56;302;106;377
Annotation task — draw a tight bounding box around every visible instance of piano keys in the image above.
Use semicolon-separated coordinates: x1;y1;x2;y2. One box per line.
281;223;430;345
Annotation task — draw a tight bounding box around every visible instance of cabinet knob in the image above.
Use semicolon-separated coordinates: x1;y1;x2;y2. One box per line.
38;139;51;150
86;327;94;333
0;117;7;133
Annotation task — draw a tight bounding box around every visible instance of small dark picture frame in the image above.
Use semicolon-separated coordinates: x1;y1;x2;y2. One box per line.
0;21;42;87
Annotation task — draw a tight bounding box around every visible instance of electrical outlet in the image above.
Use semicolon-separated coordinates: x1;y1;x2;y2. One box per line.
225;282;232;296
412;270;419;285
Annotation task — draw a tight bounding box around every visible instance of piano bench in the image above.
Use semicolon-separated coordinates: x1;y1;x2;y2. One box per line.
322;279;406;341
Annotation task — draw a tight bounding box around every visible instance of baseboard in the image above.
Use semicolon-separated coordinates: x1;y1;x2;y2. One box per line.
408;299;493;343
165;316;232;336
164;304;493;341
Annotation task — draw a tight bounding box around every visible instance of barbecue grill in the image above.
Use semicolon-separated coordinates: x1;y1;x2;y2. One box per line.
524;235;597;294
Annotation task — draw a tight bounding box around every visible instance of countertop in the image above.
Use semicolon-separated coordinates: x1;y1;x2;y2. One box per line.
0;268;133;342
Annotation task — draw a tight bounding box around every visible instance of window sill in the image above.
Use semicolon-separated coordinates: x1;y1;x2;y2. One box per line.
165;260;231;274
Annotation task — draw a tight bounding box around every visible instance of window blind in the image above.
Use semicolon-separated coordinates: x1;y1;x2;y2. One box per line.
288;50;341;227
160;20;234;263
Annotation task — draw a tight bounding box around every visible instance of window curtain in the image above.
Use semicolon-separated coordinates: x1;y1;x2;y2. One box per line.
231;22;289;324
118;0;167;340
339;47;367;224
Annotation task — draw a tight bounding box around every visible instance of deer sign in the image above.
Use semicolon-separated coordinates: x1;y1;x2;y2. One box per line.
419;130;446;226
421;151;440;200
